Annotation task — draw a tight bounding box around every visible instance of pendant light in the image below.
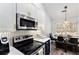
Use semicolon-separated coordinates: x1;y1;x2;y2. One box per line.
62;6;67;21
62;6;69;25
62;6;73;36
56;5;76;36
62;6;69;36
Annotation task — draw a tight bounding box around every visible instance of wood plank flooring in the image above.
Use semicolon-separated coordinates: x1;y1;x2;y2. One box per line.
50;43;76;55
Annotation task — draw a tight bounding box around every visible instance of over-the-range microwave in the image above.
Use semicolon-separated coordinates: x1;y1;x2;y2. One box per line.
16;13;38;30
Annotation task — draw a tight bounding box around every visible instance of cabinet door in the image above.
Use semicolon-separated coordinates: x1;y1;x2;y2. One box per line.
0;3;16;32
38;47;44;55
17;3;29;16
17;3;37;18
45;40;50;55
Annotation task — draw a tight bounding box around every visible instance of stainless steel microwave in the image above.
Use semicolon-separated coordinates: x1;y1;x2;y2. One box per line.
16;13;38;30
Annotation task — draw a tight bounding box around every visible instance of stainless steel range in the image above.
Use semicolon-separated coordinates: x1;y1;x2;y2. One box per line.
13;35;44;55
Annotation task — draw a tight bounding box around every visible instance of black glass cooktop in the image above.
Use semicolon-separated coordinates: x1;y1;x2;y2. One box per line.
13;38;44;55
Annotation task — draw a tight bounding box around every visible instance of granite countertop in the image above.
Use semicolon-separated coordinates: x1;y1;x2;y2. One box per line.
8;46;24;55
34;37;50;43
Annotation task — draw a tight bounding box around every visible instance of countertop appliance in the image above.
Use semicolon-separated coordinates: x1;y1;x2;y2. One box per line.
0;37;9;55
13;35;44;55
16;13;38;30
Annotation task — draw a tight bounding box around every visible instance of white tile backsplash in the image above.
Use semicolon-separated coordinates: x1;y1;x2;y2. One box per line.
0;31;37;46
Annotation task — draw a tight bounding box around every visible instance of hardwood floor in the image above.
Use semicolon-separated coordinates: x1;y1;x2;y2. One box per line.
50;43;76;55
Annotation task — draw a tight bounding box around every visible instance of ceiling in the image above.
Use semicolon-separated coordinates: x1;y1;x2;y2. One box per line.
42;3;79;22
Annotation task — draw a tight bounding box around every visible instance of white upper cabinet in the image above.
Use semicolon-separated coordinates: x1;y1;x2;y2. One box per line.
17;3;37;18
0;3;16;32
17;3;30;16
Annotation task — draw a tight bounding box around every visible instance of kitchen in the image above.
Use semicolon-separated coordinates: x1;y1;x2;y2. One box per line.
0;1;79;59
1;3;79;55
0;3;51;55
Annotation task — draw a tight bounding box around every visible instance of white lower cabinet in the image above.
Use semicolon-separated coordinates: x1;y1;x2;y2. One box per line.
36;47;44;55
32;45;45;55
